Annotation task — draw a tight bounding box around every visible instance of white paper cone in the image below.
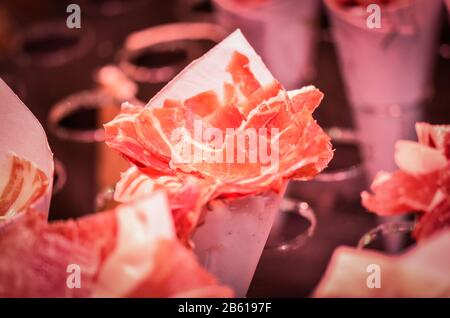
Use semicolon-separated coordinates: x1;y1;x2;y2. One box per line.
354;102;423;180
325;0;442;253
0;78;54;219
325;0;443;175
213;0;321;89
354;102;423;252
192;188;285;297
325;0;443;107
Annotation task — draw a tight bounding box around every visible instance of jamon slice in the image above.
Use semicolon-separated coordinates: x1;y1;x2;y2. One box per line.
0;154;48;219
416;123;450;159
362;123;450;240
414;198;450;241
114;166;215;243
105;30;332;210
0;192;232;298
314;230;450;297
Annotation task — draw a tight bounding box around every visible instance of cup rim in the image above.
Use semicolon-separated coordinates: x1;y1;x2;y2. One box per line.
357;220;416;249
324;0;426;35
13;19;95;68
47;89;112;143
117;23;228;84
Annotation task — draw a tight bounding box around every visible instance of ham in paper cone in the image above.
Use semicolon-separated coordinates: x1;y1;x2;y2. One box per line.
314;230;450;297
362;123;450;241
0;78;53;223
105;30;333;239
0;191;232;298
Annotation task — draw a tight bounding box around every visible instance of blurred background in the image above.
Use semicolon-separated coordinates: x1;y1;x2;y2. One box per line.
0;0;449;296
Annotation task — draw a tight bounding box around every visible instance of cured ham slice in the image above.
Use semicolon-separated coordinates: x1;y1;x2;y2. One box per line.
362;123;450;240
105;30;332;235
0;154;48;220
0;192;232;298
114;166;213;243
314;230;450;297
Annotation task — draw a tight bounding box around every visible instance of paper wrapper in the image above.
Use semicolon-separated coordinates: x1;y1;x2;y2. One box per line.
192;187;285;297
325;0;442;106
213;0;321;89
0;78;53;220
325;0;442;178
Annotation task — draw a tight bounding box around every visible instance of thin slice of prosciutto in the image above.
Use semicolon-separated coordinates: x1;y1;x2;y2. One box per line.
362;123;450;240
105;30;333;239
314;230;450;297
0;191;232;298
0;153;48;220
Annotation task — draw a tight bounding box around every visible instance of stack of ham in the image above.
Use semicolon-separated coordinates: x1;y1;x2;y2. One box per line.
0;191;232;297
105;30;333;242
362;123;450;240
0;154;48;221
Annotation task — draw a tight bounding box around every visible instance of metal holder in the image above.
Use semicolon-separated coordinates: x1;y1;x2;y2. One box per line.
48;90;112;143
116;23;227;103
265;197;317;252
357;220;416;252
14;19;95;69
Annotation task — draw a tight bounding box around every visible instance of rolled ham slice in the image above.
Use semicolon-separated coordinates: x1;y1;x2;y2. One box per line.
0;191;232;298
314;230;450;297
362;123;450;240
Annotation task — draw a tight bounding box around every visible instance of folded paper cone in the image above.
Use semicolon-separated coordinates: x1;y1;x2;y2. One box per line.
192;187;285;297
354;102;423;180
325;0;441;187
325;0;442;107
0;78;53;221
354;102;423;252
213;0;320;89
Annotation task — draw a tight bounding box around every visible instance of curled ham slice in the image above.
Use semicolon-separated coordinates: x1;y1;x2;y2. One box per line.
314;230;450;297
0;192;232;298
114;166;213;243
105;30;333;239
362;123;450;240
0;153;48;220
